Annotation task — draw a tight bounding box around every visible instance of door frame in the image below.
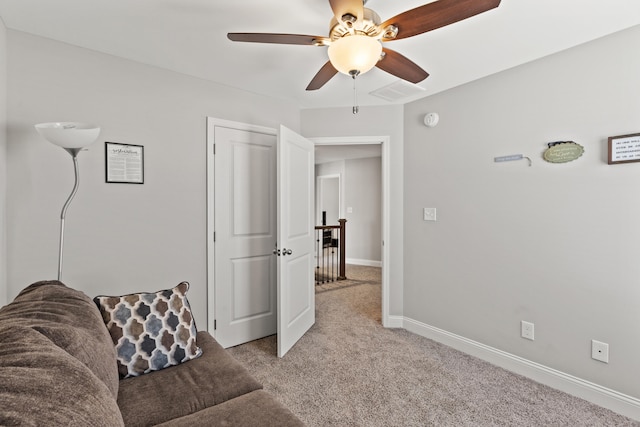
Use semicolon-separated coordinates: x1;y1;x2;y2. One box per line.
207;124;393;332
310;136;392;327
206;117;278;334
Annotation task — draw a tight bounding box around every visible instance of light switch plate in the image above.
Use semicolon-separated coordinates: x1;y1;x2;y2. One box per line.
423;208;436;221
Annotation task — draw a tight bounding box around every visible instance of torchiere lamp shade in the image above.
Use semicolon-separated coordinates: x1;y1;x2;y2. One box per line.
35;122;100;149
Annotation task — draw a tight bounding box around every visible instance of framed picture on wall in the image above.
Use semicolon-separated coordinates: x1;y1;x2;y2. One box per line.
105;142;144;184
608;133;640;165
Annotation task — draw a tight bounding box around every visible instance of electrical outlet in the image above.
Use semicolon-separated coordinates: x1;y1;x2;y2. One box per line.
521;321;534;340
592;340;609;363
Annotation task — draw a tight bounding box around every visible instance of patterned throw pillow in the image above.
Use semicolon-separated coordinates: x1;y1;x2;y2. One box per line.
94;282;203;378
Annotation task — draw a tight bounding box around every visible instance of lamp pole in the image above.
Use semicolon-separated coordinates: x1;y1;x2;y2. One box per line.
57;148;82;281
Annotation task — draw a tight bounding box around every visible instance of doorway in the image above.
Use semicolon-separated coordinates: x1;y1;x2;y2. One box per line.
311;136;391;327
206;124;393;351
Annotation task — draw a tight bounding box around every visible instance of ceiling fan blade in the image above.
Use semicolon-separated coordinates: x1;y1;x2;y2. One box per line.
376;48;429;84
380;0;501;41
228;33;327;46
328;0;364;24
306;61;339;91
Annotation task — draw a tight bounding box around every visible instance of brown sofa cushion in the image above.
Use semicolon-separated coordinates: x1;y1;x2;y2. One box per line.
154;390;305;427
117;331;263;426
0;281;120;399
0;324;124;426
94;282;202;379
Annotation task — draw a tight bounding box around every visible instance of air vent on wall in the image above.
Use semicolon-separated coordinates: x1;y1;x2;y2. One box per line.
369;80;426;102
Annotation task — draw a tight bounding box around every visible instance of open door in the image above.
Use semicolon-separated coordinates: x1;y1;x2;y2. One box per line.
207;119;314;355
277;125;315;357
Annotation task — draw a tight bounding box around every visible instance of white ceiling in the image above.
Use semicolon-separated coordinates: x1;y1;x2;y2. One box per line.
0;0;639;110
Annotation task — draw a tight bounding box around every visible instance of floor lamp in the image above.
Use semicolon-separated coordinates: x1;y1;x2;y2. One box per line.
35;122;101;281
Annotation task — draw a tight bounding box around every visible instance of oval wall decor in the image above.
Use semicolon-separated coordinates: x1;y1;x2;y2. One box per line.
543;141;584;163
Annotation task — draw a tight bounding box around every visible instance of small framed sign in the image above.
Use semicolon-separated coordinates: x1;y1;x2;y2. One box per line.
543;141;584;164
105;142;144;184
608;133;640;165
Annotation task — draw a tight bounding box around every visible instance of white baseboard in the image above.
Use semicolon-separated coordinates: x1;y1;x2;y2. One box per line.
384;315;404;329
400;317;640;421
346;258;382;267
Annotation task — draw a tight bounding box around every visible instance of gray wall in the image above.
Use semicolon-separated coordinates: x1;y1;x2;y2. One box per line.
301;105;403;316
344;156;382;264
404;25;640;398
315;163;342;226
5;30;300;328
0;18;6;307
316;157;382;264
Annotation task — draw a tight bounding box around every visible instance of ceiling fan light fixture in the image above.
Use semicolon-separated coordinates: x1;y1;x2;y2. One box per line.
382;25;398;40
340;13;357;27
327;34;382;76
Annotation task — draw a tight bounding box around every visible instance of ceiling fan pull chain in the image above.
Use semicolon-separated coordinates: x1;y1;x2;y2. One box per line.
350;70;360;114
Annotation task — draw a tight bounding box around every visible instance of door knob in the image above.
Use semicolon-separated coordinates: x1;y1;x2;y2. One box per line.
283;248;293;256
273;248;281;256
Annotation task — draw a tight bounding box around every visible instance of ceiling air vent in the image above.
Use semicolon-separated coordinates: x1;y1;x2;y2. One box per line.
370;80;425;102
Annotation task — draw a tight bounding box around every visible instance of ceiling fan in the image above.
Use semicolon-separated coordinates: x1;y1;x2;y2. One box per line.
228;0;501;91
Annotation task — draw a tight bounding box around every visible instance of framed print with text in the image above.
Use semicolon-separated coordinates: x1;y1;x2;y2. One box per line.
608;133;640;165
105;142;144;184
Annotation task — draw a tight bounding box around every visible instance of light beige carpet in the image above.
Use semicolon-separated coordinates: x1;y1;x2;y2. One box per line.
228;265;638;426
314;263;375;292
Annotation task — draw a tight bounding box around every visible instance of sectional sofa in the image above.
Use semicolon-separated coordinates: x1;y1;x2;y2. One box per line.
0;280;304;426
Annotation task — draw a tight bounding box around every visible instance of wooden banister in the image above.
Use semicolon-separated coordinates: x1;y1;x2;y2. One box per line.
338;219;347;280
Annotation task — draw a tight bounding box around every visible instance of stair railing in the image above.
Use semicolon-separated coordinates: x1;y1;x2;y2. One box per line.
314;219;347;284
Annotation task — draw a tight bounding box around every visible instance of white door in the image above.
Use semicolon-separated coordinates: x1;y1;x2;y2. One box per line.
208;120;314;356
212;124;278;348
277;125;315;357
